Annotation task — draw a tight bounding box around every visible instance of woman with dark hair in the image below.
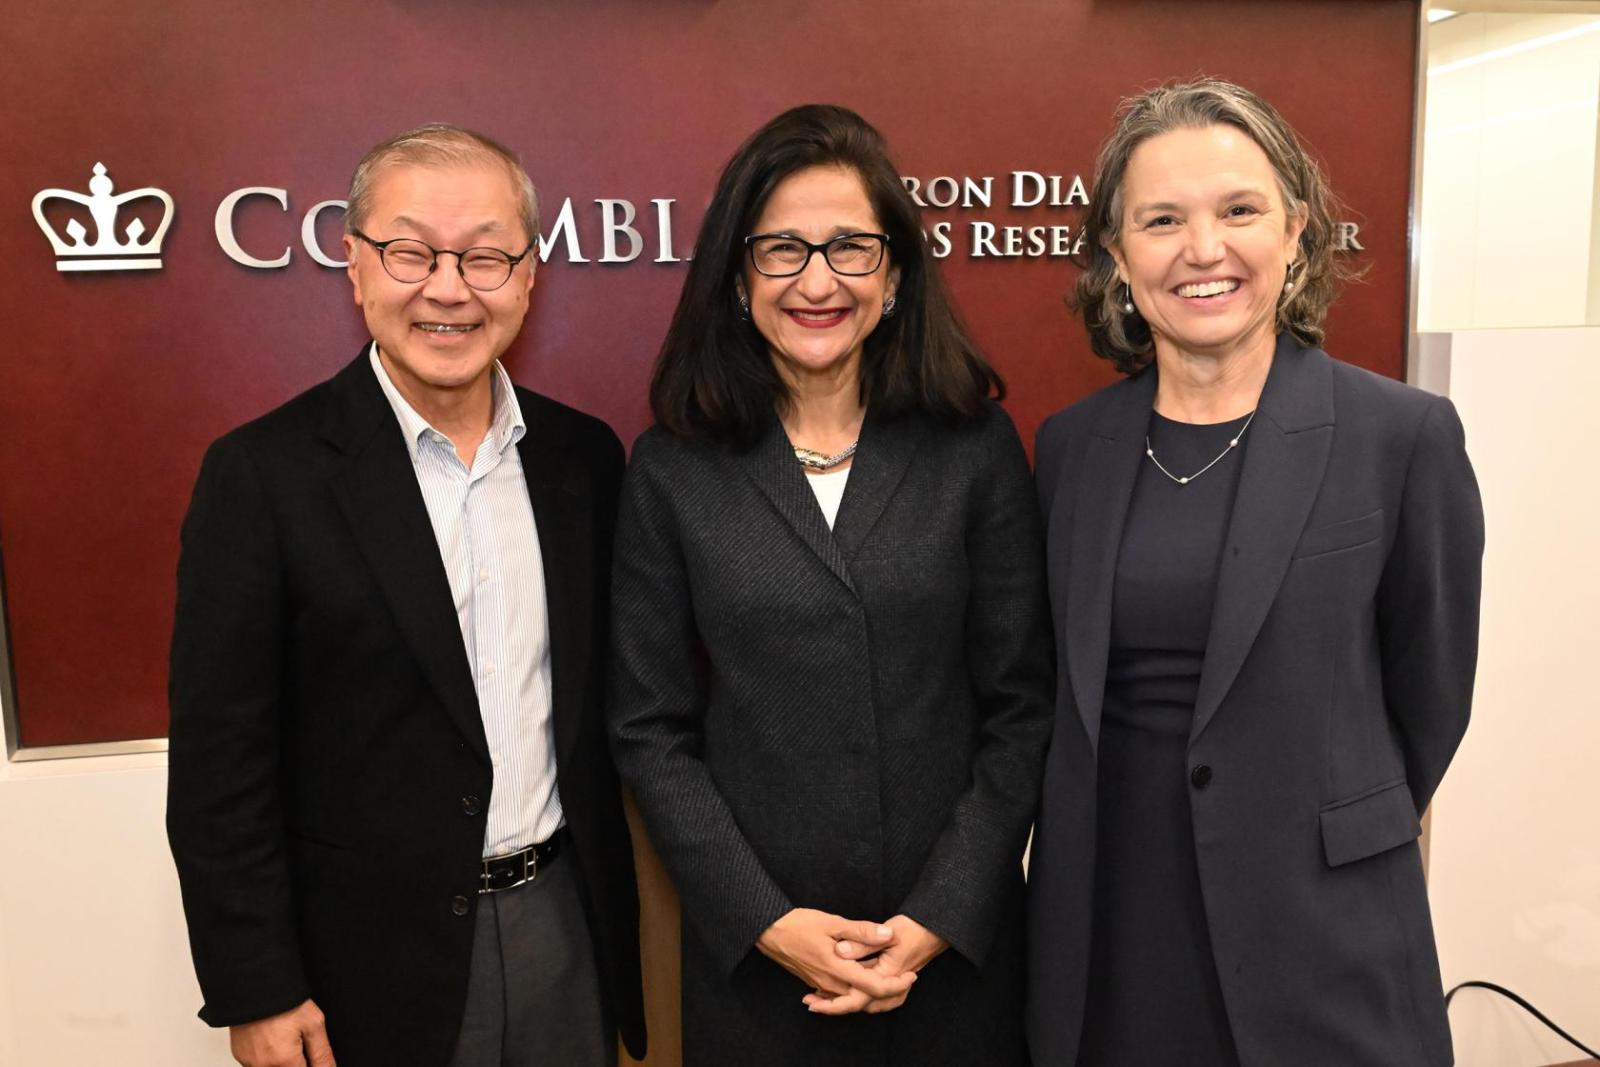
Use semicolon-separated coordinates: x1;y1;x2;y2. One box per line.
1027;79;1484;1066
608;104;1052;1066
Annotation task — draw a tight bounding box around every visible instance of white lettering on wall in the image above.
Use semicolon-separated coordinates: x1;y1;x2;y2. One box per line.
652;198;682;263
540;198;588;264
969;222;1086;258
300;200;348;268
597;198;643;263
215;187;291;268
216;190;348;268
904;176;993;209
52;165;1370;269
1010;172;1089;208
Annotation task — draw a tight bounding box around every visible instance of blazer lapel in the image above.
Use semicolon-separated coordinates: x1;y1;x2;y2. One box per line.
1066;370;1154;752
323;353;490;762
829;410;925;562
1191;338;1335;742
514;405;591;772
736;412;856;595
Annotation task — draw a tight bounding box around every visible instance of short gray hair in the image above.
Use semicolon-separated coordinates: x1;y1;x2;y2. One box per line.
344;123;540;251
1074;79;1356;374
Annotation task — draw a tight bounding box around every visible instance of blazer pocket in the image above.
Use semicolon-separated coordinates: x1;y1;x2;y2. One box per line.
1319;778;1420;867
1292;508;1384;560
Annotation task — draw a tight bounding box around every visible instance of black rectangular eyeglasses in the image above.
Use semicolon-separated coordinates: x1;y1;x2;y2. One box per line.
744;231;890;277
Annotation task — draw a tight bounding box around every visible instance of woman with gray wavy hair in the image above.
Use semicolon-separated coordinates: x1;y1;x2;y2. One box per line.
1027;79;1483;1066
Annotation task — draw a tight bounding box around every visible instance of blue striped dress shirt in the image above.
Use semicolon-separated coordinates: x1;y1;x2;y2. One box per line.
370;344;562;858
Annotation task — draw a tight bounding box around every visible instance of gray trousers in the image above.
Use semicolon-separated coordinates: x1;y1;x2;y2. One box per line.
447;850;614;1067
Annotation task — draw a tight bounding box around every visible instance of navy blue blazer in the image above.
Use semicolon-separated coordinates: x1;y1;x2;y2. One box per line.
1026;336;1483;1066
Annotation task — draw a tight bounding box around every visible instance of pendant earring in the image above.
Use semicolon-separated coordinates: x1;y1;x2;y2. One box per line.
881;294;897;318
1121;282;1134;315
737;294;751;320
1283;260;1299;294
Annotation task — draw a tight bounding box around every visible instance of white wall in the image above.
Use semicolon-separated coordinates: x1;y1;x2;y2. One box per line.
1425;326;1600;1066
0;741;230;1067
1418;12;1600;331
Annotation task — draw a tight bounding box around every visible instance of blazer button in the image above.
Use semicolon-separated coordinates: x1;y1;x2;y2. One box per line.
451;895;470;916
462;795;482;816
1190;764;1214;789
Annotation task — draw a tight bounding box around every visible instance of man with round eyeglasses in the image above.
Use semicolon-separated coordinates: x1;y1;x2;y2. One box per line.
167;124;646;1067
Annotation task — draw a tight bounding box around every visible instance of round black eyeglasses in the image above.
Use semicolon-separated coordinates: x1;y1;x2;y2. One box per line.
744;232;890;278
351;229;534;292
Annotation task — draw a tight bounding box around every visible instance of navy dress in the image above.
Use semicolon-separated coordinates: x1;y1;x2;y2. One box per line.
1076;411;1250;1067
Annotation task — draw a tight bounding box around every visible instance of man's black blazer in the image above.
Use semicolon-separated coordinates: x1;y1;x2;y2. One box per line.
166;351;646;1066
1026;336;1483;1066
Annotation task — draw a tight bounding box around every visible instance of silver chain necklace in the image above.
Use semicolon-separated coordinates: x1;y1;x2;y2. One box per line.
1145;410;1256;486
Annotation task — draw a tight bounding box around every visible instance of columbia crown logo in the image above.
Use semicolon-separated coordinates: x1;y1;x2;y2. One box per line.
32;163;176;272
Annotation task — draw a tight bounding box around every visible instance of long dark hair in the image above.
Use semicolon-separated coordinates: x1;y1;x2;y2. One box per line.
650;104;1002;444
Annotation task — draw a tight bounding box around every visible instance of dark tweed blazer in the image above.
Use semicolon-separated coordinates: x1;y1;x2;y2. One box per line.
608;402;1053;1066
1026;337;1484;1066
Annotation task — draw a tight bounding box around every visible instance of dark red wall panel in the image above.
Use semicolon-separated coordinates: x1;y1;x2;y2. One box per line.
0;0;1419;745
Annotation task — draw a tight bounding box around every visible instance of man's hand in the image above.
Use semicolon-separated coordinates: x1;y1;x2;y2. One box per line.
756;908;912;1011
229;999;336;1067
804;914;949;1015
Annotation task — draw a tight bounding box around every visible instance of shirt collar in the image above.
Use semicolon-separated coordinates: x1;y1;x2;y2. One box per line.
368;342;527;462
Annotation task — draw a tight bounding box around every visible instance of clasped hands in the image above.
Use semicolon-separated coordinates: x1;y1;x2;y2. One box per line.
756;908;948;1015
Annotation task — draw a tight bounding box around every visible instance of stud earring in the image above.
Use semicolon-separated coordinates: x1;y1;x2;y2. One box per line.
881;294;897;318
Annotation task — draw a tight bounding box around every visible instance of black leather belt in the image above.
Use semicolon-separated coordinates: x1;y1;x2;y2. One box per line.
479;827;566;894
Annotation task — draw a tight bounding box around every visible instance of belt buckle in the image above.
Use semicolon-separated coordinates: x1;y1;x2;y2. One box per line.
522;847;539;886
478;847;538;894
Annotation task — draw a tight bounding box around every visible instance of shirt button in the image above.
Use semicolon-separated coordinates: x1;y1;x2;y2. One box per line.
1190;764;1214;789
451;895;471;916
481;659;496;677
478;568;490;584
462;795;482;816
